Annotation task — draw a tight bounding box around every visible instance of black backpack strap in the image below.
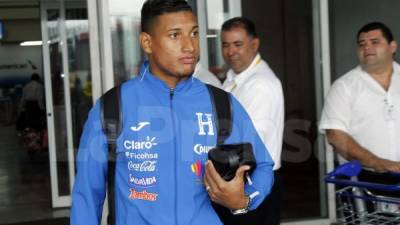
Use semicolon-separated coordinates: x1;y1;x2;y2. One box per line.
206;84;236;222
100;85;122;225
206;84;232;145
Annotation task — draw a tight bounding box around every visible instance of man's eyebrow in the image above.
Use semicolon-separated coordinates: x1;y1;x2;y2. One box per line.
358;37;381;43
357;39;366;44
222;40;243;45
167;28;181;32
166;25;198;32
222;41;229;44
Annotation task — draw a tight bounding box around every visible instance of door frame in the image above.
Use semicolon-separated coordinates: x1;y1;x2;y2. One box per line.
41;0;73;207
41;0;103;208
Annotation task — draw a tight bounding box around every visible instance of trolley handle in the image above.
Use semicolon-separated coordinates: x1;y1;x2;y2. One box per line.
325;161;400;192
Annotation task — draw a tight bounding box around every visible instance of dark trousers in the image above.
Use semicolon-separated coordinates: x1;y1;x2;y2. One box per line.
213;171;281;225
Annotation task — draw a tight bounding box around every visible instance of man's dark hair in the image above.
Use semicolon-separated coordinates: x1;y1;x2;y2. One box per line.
31;73;40;81
141;0;193;33
221;17;258;38
357;22;394;43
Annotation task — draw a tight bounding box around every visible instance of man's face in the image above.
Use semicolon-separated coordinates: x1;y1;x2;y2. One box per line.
221;27;259;74
357;29;397;71
141;11;199;81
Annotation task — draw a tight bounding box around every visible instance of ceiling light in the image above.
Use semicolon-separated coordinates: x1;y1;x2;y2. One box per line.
20;41;43;46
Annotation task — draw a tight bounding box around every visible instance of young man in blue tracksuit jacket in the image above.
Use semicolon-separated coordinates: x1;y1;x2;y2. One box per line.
70;1;274;225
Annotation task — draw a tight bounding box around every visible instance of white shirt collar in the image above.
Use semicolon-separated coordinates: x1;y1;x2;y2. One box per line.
357;61;400;93
226;53;262;86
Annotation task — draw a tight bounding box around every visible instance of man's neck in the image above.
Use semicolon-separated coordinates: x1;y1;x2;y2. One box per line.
150;70;188;89
364;62;393;91
232;54;259;76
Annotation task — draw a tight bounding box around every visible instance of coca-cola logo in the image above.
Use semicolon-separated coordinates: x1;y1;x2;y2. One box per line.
128;160;157;172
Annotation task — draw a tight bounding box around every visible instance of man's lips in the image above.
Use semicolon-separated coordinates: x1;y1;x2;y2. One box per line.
228;56;240;61
364;53;376;57
180;57;196;64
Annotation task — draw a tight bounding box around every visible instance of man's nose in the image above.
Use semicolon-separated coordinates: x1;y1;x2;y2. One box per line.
363;43;371;50
182;36;195;52
227;46;236;56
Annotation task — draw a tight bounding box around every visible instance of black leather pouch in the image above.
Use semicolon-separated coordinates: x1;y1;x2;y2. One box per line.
208;143;257;181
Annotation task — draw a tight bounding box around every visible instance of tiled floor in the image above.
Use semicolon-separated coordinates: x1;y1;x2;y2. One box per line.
0;124;69;224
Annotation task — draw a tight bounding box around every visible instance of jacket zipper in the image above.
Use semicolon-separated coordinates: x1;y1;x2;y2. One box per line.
169;88;178;225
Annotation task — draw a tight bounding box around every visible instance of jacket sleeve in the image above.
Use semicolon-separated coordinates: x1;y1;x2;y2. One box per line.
227;96;275;211
70;101;108;225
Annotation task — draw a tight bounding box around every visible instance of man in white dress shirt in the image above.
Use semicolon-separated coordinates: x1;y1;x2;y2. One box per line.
218;17;284;225
320;23;400;212
319;22;400;173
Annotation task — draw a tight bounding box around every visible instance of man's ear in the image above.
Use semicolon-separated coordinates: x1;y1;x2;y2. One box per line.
140;32;152;54
251;37;260;53
390;40;397;55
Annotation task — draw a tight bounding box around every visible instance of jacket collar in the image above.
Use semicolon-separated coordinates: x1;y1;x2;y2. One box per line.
138;61;195;93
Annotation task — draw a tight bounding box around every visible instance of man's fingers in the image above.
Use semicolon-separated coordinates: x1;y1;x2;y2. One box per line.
205;160;225;185
204;161;224;195
380;159;400;173
203;170;217;193
387;163;400;173
233;165;251;181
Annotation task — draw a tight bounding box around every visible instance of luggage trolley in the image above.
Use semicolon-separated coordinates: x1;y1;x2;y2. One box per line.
325;161;400;224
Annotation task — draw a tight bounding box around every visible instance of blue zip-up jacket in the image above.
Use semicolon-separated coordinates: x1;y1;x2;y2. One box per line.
71;61;274;225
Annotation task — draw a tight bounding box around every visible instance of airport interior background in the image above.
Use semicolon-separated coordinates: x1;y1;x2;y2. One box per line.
0;0;399;225
0;0;89;224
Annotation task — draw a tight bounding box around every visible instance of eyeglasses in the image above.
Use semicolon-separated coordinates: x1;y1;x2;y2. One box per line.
383;98;395;121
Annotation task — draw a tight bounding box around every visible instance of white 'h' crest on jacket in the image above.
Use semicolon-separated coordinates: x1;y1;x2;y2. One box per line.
196;113;215;136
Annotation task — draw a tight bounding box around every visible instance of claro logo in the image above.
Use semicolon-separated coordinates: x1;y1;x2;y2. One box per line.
124;136;158;150
193;144;214;155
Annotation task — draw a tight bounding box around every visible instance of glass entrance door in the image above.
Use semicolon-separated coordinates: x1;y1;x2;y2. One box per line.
40;0;93;207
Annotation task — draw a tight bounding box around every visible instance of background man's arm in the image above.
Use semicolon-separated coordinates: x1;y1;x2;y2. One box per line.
326;129;400;172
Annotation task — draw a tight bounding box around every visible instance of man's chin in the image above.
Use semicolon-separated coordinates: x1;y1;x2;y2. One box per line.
228;63;244;74
361;61;380;71
177;68;195;78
